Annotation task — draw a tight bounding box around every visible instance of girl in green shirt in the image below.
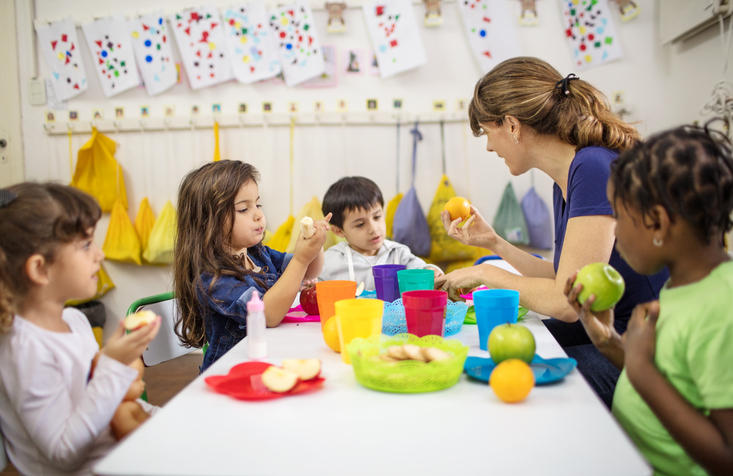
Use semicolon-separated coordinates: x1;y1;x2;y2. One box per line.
565;120;733;475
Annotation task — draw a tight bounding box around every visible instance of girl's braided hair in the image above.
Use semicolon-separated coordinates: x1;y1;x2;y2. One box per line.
610;119;733;244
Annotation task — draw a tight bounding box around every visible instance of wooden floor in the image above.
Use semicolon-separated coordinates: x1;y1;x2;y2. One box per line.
1;353;202;475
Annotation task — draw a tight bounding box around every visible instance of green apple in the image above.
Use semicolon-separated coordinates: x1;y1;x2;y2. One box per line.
488;323;536;364
573;263;625;312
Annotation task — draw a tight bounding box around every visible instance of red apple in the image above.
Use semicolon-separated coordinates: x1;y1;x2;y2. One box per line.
261;366;300;393
299;285;319;315
282;359;321;380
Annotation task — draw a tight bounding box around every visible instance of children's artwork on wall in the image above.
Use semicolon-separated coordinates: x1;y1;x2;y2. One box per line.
562;0;623;69
223;3;282;84
423;0;444;26
611;0;640;22
362;0;427;79
458;0;521;73
36;17;88;101
342;49;363;74
326;2;347;33
81;15;141;97
302;45;337;88
127;11;177;96
269;2;326;87
519;0;539;26
170;6;233;90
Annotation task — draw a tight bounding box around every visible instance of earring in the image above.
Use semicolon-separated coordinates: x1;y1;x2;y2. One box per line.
653;237;663;247
513;135;519;144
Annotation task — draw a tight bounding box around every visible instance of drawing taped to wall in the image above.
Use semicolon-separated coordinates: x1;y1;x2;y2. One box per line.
36;16;88;101
223;2;282;84
562;0;623;69
302;45;337;88
457;0;521;73
82;14;141;97
269;1;326;86
127;11;177;96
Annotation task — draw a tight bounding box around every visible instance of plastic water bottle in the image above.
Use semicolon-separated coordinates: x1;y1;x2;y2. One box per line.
246;291;267;360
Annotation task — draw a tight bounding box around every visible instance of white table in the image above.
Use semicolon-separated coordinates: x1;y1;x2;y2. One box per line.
95;313;650;476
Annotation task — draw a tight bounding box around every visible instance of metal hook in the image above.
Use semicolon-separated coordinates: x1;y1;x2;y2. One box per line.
163;117;171;130
189;118;197;129
43;123;55;133
139;119;147;131
113;121;121;131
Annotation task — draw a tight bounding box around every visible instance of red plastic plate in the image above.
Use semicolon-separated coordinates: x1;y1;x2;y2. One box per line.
204;361;325;401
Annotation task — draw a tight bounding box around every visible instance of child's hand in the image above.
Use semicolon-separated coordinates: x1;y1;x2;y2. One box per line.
441;205;498;250
564;272;616;348
294;213;331;265
102;317;161;366
432;267;445;278
623;300;660;379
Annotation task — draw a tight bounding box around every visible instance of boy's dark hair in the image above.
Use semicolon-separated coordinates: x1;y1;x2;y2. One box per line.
0;183;101;332
610;119;733;245
322;177;384;229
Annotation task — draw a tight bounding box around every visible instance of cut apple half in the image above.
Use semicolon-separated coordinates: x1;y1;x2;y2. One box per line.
281;358;322;381
261;366;300;393
124;310;157;331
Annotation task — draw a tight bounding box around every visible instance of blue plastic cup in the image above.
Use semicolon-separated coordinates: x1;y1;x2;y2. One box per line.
372;264;406;303
473;289;520;351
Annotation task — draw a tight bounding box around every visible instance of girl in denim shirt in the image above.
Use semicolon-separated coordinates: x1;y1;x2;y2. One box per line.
173;161;331;372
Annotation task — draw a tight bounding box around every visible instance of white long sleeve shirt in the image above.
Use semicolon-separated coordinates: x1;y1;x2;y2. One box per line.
0;308;138;476
319;240;441;290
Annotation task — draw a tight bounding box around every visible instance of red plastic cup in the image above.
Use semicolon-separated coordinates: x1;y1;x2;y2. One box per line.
402;290;448;337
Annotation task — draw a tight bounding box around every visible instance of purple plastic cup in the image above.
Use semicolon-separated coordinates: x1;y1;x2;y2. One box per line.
372;264;406;303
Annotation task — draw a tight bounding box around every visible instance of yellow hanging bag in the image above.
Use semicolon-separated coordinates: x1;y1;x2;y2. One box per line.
213;121;222;162
267;215;295;253
71;127;128;212
103;200;142;265
143;200;177;264
385;193;403;241
134;197;156;256
426;174;485;263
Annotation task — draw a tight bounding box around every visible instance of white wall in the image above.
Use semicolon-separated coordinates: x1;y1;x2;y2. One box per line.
12;0;733;337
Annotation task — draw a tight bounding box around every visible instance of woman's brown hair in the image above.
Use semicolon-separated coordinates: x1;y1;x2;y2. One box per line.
468;56;639;151
0;183;101;332
173;160;265;348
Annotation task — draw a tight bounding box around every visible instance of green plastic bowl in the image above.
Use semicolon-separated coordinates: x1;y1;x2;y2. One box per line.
464;305;528;324
347;334;469;393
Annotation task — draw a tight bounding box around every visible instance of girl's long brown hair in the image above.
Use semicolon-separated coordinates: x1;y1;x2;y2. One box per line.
468;56;639;151
0;183;101;332
173;160;265;348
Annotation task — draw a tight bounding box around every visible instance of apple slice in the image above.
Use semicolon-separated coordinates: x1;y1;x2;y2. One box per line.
281;358;322;381
300;216;315;239
261;366;300;393
124;310;157;331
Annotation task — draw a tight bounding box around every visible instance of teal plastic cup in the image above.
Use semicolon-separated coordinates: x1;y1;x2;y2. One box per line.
473;289;520;351
397;269;435;296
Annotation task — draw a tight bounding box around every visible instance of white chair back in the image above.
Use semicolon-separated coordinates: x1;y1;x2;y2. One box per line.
138;299;195;366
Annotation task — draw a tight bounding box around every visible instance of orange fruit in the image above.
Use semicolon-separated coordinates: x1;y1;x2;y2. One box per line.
443;197;471;223
323;316;341;353
489;359;535;403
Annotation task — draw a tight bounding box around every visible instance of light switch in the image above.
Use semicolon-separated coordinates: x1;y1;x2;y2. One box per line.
28;78;46;106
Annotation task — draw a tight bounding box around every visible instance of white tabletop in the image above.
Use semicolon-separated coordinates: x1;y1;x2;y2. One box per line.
95;313;650;476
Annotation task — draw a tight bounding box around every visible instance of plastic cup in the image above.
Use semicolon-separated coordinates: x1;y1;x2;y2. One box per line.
473;289;520;351
315;280;357;330
334;298;384;364
372;264;406;303
402;290;448;337
397;269;435;296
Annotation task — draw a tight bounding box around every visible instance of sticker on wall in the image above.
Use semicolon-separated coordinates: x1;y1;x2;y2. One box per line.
269;1;326;87
36;17;88;101
362;0;427;79
170;6;233;90
82;14;141;97
223;2;282;84
457;0;521;73
302;45;337;88
127;11;177;96
563;0;623;69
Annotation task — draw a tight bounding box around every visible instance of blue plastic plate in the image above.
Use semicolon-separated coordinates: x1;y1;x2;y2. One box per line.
464;355;577;385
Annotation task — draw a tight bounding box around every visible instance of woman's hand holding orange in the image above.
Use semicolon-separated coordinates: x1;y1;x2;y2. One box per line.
441;205;498;250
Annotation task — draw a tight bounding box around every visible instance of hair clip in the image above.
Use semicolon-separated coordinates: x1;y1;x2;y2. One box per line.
0;189;18;209
555;73;580;97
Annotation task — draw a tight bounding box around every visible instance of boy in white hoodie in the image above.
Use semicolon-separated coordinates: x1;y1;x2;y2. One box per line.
319;177;442;290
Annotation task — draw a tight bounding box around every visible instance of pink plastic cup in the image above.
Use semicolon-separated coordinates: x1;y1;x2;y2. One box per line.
402;290;448;337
